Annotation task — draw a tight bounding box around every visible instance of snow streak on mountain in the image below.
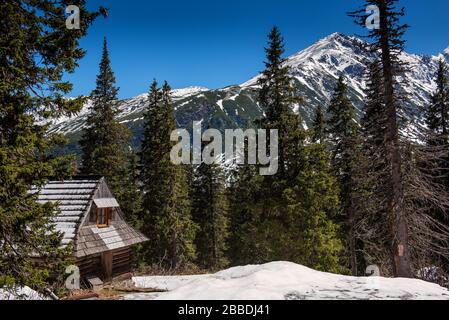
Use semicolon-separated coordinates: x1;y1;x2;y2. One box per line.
50;33;448;153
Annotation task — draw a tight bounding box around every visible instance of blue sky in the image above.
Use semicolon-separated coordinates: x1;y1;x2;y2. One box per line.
65;0;449;99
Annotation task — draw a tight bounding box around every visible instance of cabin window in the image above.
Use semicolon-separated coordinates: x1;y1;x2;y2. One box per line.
96;208;111;228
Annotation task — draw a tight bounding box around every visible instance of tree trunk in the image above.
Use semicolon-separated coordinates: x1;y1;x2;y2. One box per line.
349;222;358;276
378;2;412;278
348;188;358;276
171;231;180;270
101;251;113;281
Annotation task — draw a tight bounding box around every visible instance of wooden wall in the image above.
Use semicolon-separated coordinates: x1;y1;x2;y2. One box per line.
77;253;102;279
76;246;132;281
112;247;132;277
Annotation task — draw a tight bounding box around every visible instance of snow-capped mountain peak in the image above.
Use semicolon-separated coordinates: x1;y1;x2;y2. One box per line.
443;46;449;60
241;32;368;88
49;33;447;150
310;32;365;50
171;86;209;99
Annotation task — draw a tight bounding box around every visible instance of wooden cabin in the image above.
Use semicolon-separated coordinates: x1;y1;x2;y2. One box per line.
33;176;147;283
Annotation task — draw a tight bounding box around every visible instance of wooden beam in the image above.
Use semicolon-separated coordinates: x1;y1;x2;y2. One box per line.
101;251;113;281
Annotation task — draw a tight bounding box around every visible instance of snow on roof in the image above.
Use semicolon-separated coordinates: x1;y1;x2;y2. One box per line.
94;198;119;208
31;177;101;245
129;262;449;300
27;176;148;259
75;222;147;258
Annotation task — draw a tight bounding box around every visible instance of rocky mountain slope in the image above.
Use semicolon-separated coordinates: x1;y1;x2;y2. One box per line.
50;33;449;154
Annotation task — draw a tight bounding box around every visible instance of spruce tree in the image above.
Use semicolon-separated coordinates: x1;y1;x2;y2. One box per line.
358;61;391;270
257;26;305;221
258;26;303;181
239;133;344;273
139;79;165;263
248;27;343;271
426;59;449;139
255;26;305;262
79;38;132;204
351;1;449;277
327;76;363;275
191;152;229;270
282;140;344;273
157;165;197;269
425;59;449;188
139;81;196;268
227;145;261;266
422;59;449;272
0;0;103;292
361;61;387;151
120;151;143;228
327;77;359;161
350;0;413;277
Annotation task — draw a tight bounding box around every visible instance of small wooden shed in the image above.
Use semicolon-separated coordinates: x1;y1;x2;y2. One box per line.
33;176;147;282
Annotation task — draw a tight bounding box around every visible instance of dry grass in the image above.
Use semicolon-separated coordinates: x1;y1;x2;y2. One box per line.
132;263;207;277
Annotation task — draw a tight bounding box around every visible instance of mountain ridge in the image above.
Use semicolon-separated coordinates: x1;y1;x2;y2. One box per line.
50;33;448;154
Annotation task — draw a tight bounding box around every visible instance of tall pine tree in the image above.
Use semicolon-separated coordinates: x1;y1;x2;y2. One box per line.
258;27;303;182
139;81;196;268
79;37;132;204
227;141;261;266
327;77;368;276
425;59;449;188
327;76;364;275
191;146;229;270
282;139;344;273
247;27;343;272
424;59;449;168
350;0;413;277
0;0;103;291
426;59;449;140
361;61;387;151
358;61;391;271
422;59;449;273
351;0;449;278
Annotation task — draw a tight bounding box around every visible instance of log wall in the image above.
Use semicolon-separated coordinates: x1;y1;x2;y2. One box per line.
76;247;132;280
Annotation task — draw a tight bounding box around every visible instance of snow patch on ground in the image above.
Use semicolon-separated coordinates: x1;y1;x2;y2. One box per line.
126;262;449;301
132;274;208;291
0;287;45;300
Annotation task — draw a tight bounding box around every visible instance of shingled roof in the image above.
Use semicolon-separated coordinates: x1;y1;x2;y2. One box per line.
31;176;147;258
75;222;146;258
